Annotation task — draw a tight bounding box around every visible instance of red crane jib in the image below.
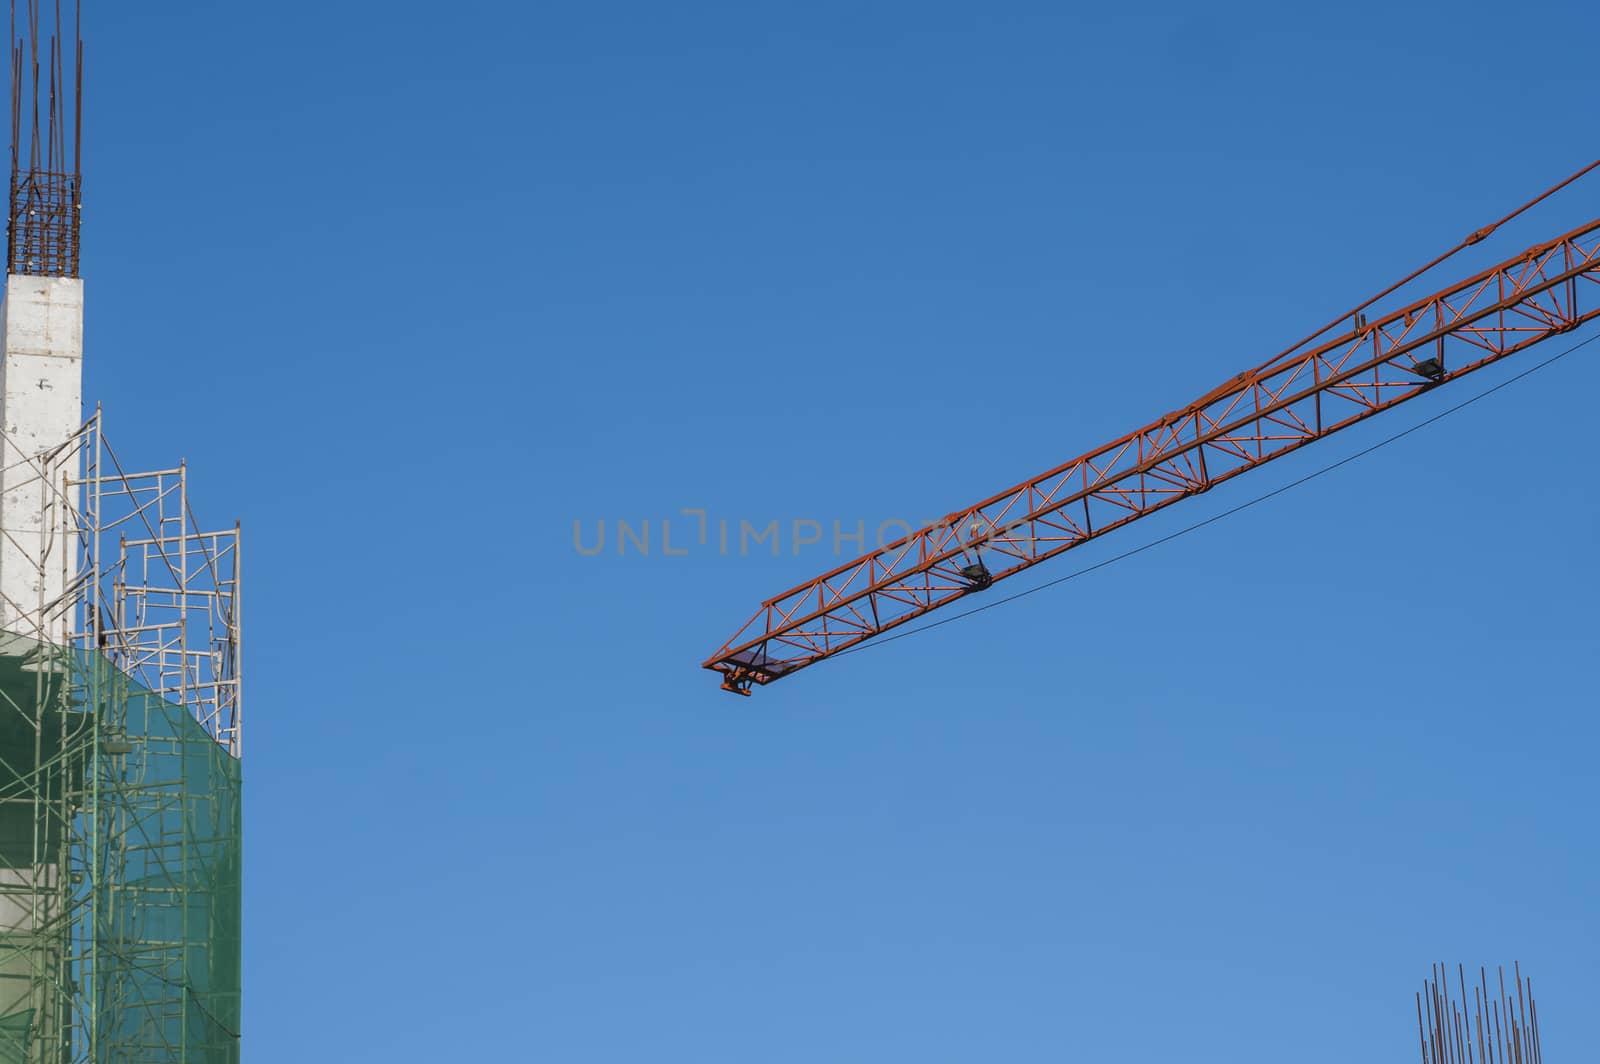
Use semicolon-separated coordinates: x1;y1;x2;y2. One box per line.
705;212;1600;695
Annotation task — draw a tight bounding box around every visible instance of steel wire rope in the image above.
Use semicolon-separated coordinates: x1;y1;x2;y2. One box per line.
831;328;1600;662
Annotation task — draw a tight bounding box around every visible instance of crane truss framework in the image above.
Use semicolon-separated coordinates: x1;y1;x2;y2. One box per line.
0;412;241;1063
707;215;1600;691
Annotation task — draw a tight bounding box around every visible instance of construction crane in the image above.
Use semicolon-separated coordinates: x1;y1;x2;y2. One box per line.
704;165;1600;695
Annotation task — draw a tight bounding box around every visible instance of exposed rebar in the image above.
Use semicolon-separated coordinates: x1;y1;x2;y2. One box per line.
7;0;79;277
1418;965;1543;1064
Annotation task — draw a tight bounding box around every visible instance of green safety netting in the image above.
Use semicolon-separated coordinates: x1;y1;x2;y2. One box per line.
0;1009;32;1063
0;640;240;1063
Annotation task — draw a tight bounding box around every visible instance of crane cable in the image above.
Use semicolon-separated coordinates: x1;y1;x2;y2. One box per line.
830;160;1600;665
832;327;1600;662
1256;158;1600;375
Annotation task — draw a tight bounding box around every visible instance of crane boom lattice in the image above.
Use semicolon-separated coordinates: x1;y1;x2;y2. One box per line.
706;202;1600;694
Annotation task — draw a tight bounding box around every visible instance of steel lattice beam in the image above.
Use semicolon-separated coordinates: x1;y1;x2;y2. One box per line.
705;216;1600;693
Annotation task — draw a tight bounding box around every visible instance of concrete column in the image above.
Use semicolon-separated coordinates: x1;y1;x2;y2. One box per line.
0;276;83;643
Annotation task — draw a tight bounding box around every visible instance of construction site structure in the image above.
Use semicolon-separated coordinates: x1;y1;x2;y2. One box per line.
1419;964;1544;1064
0;5;243;1061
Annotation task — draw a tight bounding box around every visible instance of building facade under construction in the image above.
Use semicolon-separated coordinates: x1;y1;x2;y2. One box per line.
0;4;242;1061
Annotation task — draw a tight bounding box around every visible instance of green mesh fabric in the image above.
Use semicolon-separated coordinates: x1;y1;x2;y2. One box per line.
0;642;240;1063
0;1009;33;1064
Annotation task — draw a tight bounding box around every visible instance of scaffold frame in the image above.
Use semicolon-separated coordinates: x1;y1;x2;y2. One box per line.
0;407;241;1063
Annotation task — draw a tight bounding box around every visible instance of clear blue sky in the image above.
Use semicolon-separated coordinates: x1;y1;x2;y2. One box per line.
85;2;1596;1060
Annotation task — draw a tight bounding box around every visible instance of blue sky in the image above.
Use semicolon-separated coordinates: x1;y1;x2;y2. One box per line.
83;2;1597;1060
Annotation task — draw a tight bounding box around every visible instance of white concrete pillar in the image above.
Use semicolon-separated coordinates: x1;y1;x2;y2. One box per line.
0;276;82;643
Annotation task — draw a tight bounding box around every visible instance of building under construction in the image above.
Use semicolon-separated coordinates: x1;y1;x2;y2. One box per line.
0;4;242;1061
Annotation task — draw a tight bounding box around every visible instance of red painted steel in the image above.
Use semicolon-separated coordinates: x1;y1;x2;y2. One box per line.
705;213;1600;694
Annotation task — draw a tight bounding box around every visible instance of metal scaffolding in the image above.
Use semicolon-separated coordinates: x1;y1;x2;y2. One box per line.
0;408;241;1063
0;5;239;1059
70;413;242;757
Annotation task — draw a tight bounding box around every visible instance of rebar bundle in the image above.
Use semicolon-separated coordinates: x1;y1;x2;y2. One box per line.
1418;963;1542;1064
7;0;80;276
